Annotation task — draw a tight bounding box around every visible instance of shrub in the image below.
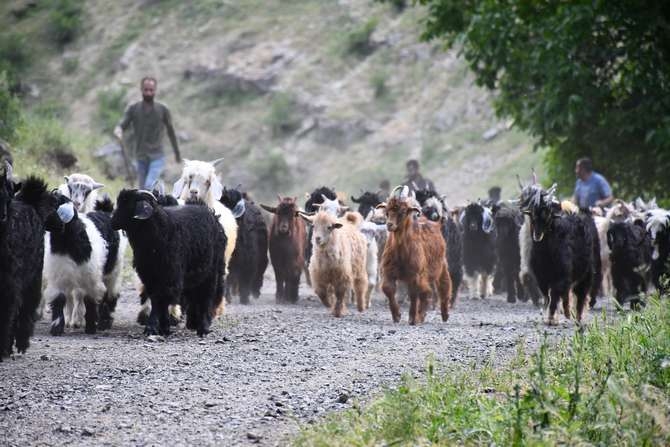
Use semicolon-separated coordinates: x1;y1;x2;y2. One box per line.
252;147;291;192
369;71;389;99
0;72;23;142
267;92;300;137
48;0;84;46
0;33;31;86
342;18;378;57
15;114;77;169
96;88;126;134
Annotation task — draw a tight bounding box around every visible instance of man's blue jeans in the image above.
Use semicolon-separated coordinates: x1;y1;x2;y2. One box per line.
136;157;165;190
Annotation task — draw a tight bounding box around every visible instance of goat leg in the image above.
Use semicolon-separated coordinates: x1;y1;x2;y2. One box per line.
84;296;98;335
382;279;401;323
545;288;561;326
333;287;347;318
49;293;66;336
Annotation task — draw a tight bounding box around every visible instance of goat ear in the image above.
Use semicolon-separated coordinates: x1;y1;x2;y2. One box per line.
331;222;343;229
411;206;422;216
92;182;105;190
351;195;360;203
210;177;223;200
172;178;185;198
260;204;277;214
375;202;387;210
133;200;154;220
339;206;350;212
64;175;70;183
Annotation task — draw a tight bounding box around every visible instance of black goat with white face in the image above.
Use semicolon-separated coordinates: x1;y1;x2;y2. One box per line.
460;202;496;299
607;221;652;308
522;186;599;325
220;186;269;304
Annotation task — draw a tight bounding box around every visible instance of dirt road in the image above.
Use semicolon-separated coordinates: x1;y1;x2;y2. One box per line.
0;277;585;446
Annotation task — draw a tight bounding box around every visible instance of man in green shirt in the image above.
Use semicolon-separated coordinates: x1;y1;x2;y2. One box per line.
114;76;181;189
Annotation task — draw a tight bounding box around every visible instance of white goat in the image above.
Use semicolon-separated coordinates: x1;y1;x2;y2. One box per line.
57;173;105;213
360;221;381;307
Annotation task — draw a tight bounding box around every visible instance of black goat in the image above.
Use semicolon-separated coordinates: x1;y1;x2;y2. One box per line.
111;190;226;337
607;221;652;308
461;202;497;299
524;187;598;325
419;193;463;307
220;186;269;304
0;166;57;359
351;191;382;220
493;204;526;303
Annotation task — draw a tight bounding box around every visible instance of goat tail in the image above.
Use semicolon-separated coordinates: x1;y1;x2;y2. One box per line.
94;195;115;213
343;211;363;227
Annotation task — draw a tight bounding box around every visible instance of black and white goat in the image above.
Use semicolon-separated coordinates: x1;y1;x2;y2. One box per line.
57;173;105;213
0;165;57;359
607;221;652;308
492;204;526;303
521;185;600;325
645;209;670;292
44;194;126;335
460;202;496;299
220;186;269;304
111;190;226;337
419;192;463;306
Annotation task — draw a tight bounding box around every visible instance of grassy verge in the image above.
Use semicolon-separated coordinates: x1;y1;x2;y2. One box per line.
295;298;670;446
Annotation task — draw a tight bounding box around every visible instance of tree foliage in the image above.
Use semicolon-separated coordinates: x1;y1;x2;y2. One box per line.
418;0;670;200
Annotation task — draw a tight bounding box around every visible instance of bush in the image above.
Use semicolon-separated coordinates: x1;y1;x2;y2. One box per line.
342;18;378;57
0;33;31;86
48;0;84;46
252;147;291;192
14;114;77;170
96;88;126;134
0;73;23;142
369;71;389;99
266;93;300;137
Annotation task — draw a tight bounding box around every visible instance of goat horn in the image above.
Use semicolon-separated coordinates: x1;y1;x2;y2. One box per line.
531;168;537;185
277;194;283;202
260;204;277;213
210;157;225;166
516;174;524;191
137;189;157;201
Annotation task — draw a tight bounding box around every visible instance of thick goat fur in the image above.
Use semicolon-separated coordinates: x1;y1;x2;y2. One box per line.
379;194;452;325
220;186;269;304
303;187;338;285
594;215;613;299
524;188;600;325
493;204;526;303
0;174;57;359
261;197;306;303
360;221;380;307
44;194;126;335
302;211;368;317
461;202;496;299
607;221;652;308
112;190;226;337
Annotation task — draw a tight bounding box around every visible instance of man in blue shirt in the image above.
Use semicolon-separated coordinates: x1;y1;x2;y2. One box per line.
572;158;613;209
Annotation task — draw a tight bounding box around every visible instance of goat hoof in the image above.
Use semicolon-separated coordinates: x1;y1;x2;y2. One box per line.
85;325;96;335
168;315;180;327
507;296;517;304
50;319;65;336
137;311;149;326
144;326;158;336
97;318;112;331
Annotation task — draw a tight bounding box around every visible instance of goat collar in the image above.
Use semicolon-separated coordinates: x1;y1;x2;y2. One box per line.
232;199;246;218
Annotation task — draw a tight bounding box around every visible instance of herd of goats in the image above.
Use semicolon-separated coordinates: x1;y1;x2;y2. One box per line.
1;156;669;360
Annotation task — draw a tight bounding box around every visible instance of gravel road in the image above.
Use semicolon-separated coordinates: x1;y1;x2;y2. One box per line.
0;275;603;446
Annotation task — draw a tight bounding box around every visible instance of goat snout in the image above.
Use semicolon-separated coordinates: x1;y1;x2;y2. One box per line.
386;222;396;232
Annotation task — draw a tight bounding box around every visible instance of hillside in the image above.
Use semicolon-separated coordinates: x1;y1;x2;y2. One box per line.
2;0;545;204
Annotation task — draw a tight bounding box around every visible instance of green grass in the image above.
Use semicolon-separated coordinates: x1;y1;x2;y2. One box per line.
295;297;670;446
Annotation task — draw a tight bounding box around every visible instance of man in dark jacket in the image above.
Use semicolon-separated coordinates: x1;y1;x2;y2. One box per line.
403;159;435;194
114;76;181;189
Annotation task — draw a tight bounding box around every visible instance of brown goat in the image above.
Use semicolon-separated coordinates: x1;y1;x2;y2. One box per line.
378;194;452;325
260;196;306;303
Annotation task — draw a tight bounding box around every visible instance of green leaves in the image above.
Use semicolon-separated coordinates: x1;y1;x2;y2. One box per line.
416;0;670;201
